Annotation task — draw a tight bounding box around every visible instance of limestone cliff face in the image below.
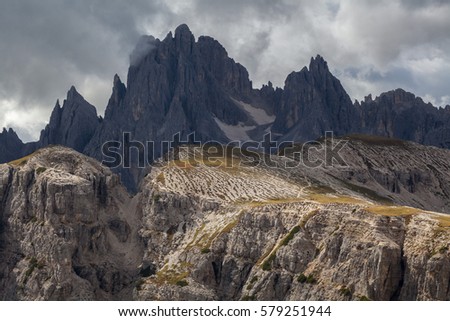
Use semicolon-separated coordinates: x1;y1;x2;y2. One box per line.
0;147;142;300
134;143;450;301
137;199;449;301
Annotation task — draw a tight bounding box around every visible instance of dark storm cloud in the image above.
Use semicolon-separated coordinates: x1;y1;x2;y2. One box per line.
0;0;173;141
1;0;450;141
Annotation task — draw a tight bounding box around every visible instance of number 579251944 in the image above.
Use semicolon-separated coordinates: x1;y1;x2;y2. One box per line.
260;305;331;317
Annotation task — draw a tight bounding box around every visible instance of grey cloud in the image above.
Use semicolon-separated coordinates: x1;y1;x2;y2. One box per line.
0;0;174;140
400;0;449;9
130;35;156;66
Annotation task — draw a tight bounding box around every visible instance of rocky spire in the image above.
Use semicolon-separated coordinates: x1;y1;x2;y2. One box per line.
104;74;127;120
309;54;329;74
174;23;195;53
38;86;100;152
67;85;82;101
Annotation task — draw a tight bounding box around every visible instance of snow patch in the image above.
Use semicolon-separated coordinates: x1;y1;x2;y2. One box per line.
232;98;275;125
214;117;254;141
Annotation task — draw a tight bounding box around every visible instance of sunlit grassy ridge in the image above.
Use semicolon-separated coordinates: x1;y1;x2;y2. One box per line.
365;205;419;217
7;151;38;166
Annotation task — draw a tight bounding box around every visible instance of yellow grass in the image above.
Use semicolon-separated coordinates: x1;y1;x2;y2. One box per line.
197;215;242;250
308;194;365;205
185;223;206;250
8;152;38;166
239;198;303;207
148;261;194;286
300;209;320;228
365;205;419;217
431;214;450;228
156;173;165;185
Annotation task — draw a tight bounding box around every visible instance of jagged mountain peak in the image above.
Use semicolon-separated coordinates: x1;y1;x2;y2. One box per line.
1;127;20;139
38;86;100;153
274;54;357;139
54;99;61;109
163;31;173;41
309;54;329;71
104;74;127;120
67;85;82;101
284;55;332;84
0;127;24;163
111;74;126;99
174;23;193;37
2;127;10;134
376;88;418;105
174;23;195;53
113;73;123;85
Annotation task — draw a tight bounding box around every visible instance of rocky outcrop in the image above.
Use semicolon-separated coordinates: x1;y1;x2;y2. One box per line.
0;147;142;300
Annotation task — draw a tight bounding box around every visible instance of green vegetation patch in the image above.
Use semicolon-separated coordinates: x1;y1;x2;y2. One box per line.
262;253;276;271
281;226;301;246
36;167;47;175
135;278;145;291
176;280;189;287
22;257;45;285
339;286;352;297
300;209;319;228
151;262;193;286
297;273;317;284
306;274;317;284
297;273;307;283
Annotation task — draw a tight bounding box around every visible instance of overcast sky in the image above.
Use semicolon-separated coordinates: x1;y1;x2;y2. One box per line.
1;0;450;142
